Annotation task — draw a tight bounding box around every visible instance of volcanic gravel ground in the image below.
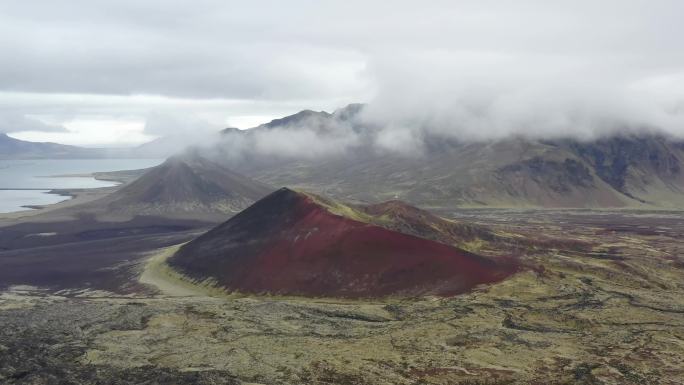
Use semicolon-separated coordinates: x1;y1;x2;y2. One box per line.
0;230;203;293
1;210;682;384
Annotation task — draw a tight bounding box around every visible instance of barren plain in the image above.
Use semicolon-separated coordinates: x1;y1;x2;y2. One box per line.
1;210;682;385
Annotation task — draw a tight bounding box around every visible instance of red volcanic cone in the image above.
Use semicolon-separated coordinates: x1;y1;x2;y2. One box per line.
169;188;519;298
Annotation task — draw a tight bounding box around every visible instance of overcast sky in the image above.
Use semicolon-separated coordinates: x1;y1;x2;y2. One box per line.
1;0;683;146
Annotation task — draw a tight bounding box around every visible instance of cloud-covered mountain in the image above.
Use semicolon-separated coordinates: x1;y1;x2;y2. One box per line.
215;105;684;208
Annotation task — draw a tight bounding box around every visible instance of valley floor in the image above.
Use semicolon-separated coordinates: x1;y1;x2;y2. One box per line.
1;210;683;384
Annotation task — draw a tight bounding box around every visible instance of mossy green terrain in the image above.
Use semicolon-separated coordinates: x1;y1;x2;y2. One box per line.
1;210;683;384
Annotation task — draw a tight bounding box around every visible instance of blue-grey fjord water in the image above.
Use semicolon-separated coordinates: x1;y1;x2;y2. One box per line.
0;159;163;213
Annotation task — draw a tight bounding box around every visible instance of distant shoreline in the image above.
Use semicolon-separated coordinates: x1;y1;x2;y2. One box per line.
0;167;150;220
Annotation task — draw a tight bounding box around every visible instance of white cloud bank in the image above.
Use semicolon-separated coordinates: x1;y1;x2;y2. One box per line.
0;0;683;146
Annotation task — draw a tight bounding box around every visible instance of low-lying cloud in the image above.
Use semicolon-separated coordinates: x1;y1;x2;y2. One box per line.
138;113;224;156
361;50;684;143
1;0;683;148
0;113;68;134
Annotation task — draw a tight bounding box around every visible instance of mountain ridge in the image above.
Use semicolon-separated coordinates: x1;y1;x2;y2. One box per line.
0;133;156;159
0;133;93;159
215;106;684;208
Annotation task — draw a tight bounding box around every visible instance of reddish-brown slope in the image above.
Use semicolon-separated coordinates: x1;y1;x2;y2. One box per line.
362;200;592;257
361;200;498;246
169;188;519;298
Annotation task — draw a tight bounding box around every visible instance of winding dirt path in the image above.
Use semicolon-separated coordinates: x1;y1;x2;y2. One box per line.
139;245;209;297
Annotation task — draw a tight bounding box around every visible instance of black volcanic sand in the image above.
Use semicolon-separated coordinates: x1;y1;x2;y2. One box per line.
0;213;209;251
0;214;210;294
0;231;202;294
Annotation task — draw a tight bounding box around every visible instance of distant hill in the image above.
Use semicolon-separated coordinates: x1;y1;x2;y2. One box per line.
0;133;145;159
0;133;97;159
217;106;684;208
85;153;273;221
168;188;518;298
